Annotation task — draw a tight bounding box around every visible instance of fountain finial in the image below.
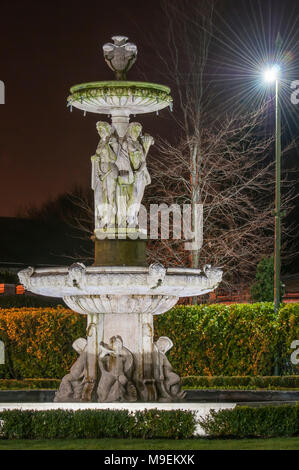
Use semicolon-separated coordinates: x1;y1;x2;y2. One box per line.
103;35;137;80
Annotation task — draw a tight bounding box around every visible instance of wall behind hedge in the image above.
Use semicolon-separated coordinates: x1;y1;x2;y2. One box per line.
0;303;298;379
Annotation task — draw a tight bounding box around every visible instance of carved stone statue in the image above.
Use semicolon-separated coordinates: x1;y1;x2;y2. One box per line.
125;122;153;227
92;120;153;233
153;336;186;402
97;335;137;402
91;121;118;229
54;338;95;402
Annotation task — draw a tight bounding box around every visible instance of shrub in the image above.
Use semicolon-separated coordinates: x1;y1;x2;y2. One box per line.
277;303;299;373
0;379;60;390
250;256;284;302
0;303;298;379
181;375;299;389
0;409;195;440
199;404;299;437
0;307;86;379
154;303;280;376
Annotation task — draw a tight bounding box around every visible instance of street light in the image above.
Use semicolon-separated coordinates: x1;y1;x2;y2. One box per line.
262;63;281;315
263;64;280;83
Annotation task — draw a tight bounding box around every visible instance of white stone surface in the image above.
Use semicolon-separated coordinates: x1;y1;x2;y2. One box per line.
0;402;236;436
64;294;178;315
70;93;171;116
18;264;223;300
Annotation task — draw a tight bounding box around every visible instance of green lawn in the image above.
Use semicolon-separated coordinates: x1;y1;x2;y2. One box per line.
0;437;298;450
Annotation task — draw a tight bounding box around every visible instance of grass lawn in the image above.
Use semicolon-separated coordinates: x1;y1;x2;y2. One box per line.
0;437;298;450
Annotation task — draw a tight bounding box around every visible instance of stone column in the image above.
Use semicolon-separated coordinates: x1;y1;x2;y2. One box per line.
82;313;104;401
101;312;157;401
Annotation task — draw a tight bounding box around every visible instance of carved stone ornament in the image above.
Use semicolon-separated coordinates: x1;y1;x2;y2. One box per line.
103;36;137;80
148;262;166;289
67;263;87;289
17;266;34;290
54;338;92;402
55;334;185;403
153;336;186;402
97;335;137;402
18;264;223;300
91;120;153;231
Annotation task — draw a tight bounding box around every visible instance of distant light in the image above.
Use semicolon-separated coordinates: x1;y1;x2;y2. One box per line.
263;64;280;83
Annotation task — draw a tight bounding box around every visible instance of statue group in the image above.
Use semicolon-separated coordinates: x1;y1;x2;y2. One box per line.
54;335;185;403
91;121;153;231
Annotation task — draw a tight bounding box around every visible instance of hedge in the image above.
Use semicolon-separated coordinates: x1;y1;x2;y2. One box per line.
0;303;298;379
0;409;195;439
199;404;299;437
0;307;86;379
181;375;299;390
0;375;299;390
0;379;61;390
154;303;299;376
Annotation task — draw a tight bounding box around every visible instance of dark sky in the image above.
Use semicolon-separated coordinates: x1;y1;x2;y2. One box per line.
0;0;298;217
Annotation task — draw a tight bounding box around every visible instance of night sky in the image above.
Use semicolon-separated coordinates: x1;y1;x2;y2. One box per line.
0;0;298;217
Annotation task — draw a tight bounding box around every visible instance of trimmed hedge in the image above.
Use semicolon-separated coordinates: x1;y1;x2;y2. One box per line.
0;307;86;379
181;375;299;390
0;375;298;390
199;405;299;437
154;303;299;376
0;409;195;439
0;303;298;379
0;379;60;390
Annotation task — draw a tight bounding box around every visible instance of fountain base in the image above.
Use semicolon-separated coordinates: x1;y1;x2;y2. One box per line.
54;310;185;403
18;262;222;404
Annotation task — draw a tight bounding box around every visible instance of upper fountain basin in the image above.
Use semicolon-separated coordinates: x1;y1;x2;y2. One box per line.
18;263;222;299
67;81;172;116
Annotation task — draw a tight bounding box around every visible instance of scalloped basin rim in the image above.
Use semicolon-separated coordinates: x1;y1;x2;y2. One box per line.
32;266;204;275
19;265;223;298
70;81;171;94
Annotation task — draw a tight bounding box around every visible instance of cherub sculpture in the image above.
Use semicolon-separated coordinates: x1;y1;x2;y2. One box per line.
54;338;95;402
97;335;137;402
153;336;186;402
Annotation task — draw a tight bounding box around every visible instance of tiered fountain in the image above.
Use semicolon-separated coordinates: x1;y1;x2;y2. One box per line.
18;36;222;404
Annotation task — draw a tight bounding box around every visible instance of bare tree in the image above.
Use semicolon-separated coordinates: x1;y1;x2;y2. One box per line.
144;0;296;293
146;104;295;291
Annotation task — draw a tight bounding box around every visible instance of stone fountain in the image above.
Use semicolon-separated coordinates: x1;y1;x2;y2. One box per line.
18;36;222;403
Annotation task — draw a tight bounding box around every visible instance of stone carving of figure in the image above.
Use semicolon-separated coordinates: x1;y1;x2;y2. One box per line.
67;263;86;289
91;121;118;228
97;335;137;402
126;123;153;227
54;338;95;402
92;120;153;232
153;336;186;402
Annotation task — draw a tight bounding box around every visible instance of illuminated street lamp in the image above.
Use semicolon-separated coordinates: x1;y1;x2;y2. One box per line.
262;62;281;315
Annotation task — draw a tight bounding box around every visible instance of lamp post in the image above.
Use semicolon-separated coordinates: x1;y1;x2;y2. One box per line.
263;64;281;314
